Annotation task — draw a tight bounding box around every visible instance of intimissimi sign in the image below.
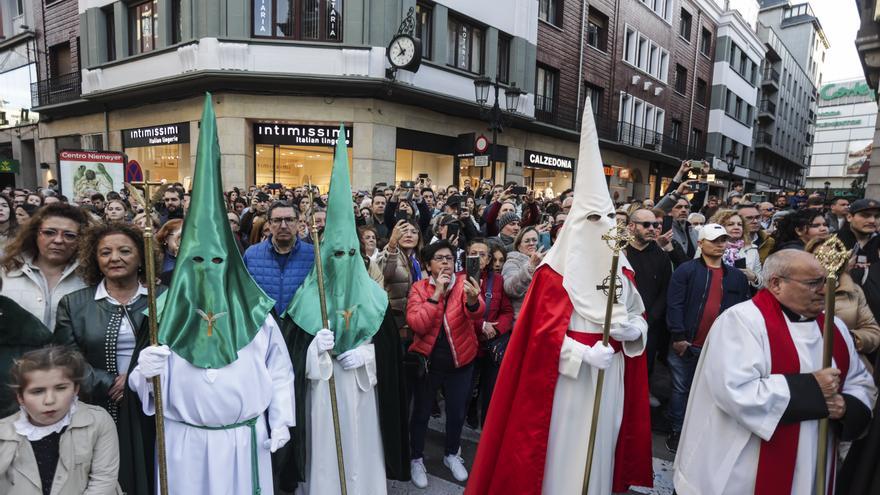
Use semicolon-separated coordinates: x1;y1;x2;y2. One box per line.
123;123;190;147
254;123;353;147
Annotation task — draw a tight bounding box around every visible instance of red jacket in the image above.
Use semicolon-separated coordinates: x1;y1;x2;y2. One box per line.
473;271;514;353
406;273;485;367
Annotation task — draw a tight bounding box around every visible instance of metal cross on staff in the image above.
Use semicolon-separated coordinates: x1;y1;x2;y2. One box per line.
129;171;170;495
582;221;633;494
813;235;851;495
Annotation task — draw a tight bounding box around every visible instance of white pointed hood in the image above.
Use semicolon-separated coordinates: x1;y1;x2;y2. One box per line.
541;98;633;325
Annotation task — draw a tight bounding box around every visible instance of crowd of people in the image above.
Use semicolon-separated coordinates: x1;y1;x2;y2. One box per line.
1;149;880;494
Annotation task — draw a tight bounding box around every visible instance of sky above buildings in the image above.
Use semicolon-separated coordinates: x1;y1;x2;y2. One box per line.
812;0;864;83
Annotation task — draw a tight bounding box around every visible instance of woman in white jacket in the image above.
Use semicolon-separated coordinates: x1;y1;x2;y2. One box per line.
710;209;763;288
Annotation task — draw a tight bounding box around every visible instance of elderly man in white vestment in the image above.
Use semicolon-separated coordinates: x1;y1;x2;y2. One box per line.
674;250;876;494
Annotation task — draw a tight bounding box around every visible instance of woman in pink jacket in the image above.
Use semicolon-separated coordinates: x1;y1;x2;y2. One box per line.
406;240;483;489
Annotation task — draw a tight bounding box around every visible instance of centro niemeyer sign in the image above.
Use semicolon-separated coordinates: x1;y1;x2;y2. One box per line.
820;81;871;101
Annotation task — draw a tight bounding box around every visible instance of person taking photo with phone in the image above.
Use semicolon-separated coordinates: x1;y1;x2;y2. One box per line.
502;227;546;321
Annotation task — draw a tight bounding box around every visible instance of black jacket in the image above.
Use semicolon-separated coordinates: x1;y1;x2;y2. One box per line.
625;242;673;329
666;258;751;343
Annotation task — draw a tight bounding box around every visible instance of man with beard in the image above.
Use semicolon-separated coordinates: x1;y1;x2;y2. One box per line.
159;189;184;225
240;192;270;242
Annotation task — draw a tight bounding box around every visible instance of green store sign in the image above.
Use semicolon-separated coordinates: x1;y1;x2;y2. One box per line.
0;159;19;173
820;81;872;101
816;119;863;128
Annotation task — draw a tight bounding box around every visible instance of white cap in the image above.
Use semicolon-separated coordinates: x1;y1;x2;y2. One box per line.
698;223;729;241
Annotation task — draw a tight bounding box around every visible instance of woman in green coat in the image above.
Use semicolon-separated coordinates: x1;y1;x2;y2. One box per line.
54;222;159;495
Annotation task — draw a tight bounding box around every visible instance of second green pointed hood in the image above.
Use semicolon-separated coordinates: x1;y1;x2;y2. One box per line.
285;125;388;354
157;93;275;368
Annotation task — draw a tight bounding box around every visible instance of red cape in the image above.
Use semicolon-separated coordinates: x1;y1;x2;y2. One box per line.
466;265;653;494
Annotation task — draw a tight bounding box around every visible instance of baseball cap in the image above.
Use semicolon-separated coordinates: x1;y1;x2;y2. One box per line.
698;223;729;241
849;198;880;214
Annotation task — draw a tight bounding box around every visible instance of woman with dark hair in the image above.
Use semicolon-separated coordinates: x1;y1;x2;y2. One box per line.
0;194;18;253
0;203;89;329
155;218;183;284
359;224;380;263
53;222;158;495
14;203;38;224
406;240;483;488
770;208;830;253
489;243;506;274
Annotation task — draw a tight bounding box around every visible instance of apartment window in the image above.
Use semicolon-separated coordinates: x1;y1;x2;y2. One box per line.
623;26;637;65
659;51;669;83
670;119;682;141
728;43;736;65
103;6;116;61
674;64;687;94
585;82;604;115
15;0;24;16
415;2;432;60
538;0;559;26
129;0;158;55
587;8;608;52
735;97;743;121
171;0;182;44
691;127;703;147
497;34;511;84
447;16;484;73
679;9;692;41
623;26;668;82
252;0;343;41
700;27;712;56
535;65;558;118
696;78;707;106
637;35;648;69
739;53;748;75
725;90;734;114
49;42;72;77
640;0;672;22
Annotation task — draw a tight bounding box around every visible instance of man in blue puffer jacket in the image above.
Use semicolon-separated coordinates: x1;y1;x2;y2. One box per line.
244;202;315;316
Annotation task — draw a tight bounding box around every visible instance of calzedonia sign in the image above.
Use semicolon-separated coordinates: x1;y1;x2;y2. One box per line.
820;81;871;101
254;123;353;147
123;123;190;148
525;150;575;171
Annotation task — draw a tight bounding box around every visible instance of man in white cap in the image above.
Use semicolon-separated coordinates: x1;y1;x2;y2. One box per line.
674;249;876;494
466;99;652;495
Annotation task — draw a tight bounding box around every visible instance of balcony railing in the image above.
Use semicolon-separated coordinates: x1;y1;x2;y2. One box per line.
31;73;81;107
757;132;773;146
759;99;776;115
762;68;780;85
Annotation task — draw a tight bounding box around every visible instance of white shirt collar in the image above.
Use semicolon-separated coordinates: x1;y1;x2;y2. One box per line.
95;279;148;304
14;399;78;441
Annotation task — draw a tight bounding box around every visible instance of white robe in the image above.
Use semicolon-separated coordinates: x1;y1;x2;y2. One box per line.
673;301;877;495
129;316;296;495
542;275;647;495
297;339;386;495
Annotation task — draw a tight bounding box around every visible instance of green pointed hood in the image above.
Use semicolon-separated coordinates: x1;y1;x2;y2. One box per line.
285;124;388;353
157;93;274;368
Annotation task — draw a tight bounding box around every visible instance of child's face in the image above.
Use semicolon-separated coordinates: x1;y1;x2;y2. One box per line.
17;369;79;427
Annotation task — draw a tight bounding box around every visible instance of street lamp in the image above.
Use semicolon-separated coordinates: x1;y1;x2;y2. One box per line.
824;180;831;202
473;76;524;181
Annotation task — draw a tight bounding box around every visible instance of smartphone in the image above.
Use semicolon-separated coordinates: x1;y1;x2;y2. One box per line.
400;180;415;188
661;215;673;234
539;232;551;251
466;256;481;282
376;182;388;188
445;222;460;239
734;258;747;269
696;182;709;192
418;173;429;179
511;186;528;195
395;210;409;222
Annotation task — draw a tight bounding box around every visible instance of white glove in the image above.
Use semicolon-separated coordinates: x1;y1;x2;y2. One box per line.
337;348;365;370
138;345;171;379
262;427;290;453
315;329;335;354
581;343;615;370
610;322;642;342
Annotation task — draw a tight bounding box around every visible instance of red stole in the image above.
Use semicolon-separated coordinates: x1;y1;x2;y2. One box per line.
751;290;850;495
465;266;652;495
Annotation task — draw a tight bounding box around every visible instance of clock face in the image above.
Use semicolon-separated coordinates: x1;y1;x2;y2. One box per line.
389;36;417;68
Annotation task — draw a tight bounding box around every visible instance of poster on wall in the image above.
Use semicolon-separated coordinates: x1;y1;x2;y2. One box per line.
59;150;125;199
846;140;873;176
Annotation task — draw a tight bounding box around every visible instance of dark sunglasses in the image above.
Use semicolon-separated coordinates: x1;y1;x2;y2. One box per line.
636;221;661;229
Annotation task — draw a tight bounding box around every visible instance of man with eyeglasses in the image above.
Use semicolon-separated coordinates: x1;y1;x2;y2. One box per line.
674;250;876;494
665;223;751;453
758;202;776;231
243;202;315;316
0;203;89;329
736;203;774;264
626;209;676;405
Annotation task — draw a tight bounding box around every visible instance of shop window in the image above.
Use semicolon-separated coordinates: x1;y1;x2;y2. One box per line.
415;2;432;60
255;144;352;192
395;150;454;189
700;27;712;57
538;0;560;26
696;78;707;106
447;16;484;74
587;7;608;52
252;0;343;42
126;143;191;183
674;64;687;95
129;0;158;55
103;6;116;61
679;9;691;41
535;65;558;122
497;34;511;84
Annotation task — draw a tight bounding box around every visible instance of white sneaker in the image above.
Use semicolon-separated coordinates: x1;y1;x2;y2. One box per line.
410;458;428;489
443;451;469;482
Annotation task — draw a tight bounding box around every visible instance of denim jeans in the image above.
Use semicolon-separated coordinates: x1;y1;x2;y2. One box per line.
409;359;475;459
666;345;702;432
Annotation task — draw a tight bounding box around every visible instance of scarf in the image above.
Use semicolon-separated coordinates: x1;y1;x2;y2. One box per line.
723;239;745;267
